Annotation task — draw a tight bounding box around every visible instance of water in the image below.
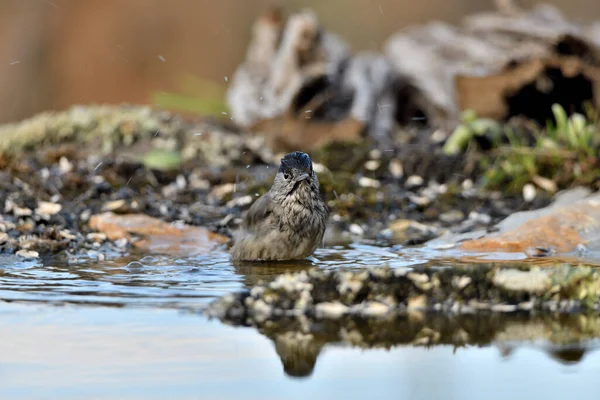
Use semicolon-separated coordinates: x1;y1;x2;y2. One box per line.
1;244;600;399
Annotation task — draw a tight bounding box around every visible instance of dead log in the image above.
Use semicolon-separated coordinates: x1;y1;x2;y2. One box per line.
227;3;600;151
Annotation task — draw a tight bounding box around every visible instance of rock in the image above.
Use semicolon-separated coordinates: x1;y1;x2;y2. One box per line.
389;159;404;179
0;232;8;244
101;199;128;213
356;301;390;317
523;183;537;203
459;190;600;254
209;183;235;203
349;224;364;236
315;302;349;318
386;219;439;244
86;233;107;242
226;195;254;208
364;160;380;171
358;176;381;188
439;210;465;224
88;212;229;256
532;175;557;193
59;230;77;241
493;269;551;294
407;295;427;310
34;201;62;218
405;175;424;189
16;249;39;259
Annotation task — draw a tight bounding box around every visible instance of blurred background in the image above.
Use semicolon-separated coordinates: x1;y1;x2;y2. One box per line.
1;0;599;124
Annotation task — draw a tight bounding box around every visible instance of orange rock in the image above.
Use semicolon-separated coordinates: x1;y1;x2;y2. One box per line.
89;212;229;256
460;197;600;253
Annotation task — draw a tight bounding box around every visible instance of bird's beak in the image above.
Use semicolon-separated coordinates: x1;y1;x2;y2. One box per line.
295;173;310;182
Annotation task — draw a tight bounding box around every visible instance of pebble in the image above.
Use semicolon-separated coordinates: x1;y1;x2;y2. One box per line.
408;194;431;207
59;230;77;241
405;175;424;189
407;295;427;309
209;183;236;202
102;199;127;212
468;211;492;225
462;179;473;191
532;175;557;193
349;224;364;236
16;249;39;259
35;201;62;218
0;232;8;244
490;304;518;312
522;183;537;203
358;176;381;188
388;159;404;179
226;195;254;208
439;210;465;224
58;157;73;174
115;238;129;248
355;301;390;317
315;302;349;318
369;149;382;159
452;276;472;290
364;160;380;171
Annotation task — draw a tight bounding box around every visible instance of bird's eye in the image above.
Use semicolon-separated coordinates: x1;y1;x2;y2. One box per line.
283;173;290;180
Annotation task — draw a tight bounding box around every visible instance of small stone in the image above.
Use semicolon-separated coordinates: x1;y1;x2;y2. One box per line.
532;175;557;193
408;195;431;207
431;129;447;143
490;304;518;312
87;233;106;242
407;272;429;284
16;249;39;259
369;149;382;159
0;232;8;244
452;276;472;290
115;238;129;248
405;175;424;189
58;157;73;174
315;302;350;318
349;224;364;236
364;160;380;171
407;295;427;310
468;211;492;225
389;159;404;179
462;179;473;191
439;210;465;224
102;199;127;212
209;183;235;202
357;301;390;317
493;269;551;293
59;230;77;241
80;209;91;222
523;183;537;203
188;175;210;190
35;201;62;218
358;176;381;188
386;219;438;244
226;195;254;208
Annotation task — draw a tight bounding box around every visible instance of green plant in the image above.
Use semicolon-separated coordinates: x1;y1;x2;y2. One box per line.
477;103;600;193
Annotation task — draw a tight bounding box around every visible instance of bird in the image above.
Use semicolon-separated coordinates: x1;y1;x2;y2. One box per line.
230;151;328;261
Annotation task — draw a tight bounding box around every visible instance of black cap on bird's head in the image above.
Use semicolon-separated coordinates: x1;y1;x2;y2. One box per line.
279;151;313;174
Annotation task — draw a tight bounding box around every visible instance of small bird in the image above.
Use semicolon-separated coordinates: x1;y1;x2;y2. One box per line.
231;151;328;261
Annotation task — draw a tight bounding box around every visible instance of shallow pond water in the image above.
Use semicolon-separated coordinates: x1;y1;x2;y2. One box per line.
1;244;600;399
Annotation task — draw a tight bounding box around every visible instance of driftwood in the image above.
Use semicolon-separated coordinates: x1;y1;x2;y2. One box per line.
226;3;600;151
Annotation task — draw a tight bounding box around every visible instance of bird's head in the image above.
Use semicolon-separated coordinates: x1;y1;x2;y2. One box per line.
271;151;317;197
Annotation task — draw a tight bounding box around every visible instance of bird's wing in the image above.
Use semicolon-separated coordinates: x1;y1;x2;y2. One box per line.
242;192;274;231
